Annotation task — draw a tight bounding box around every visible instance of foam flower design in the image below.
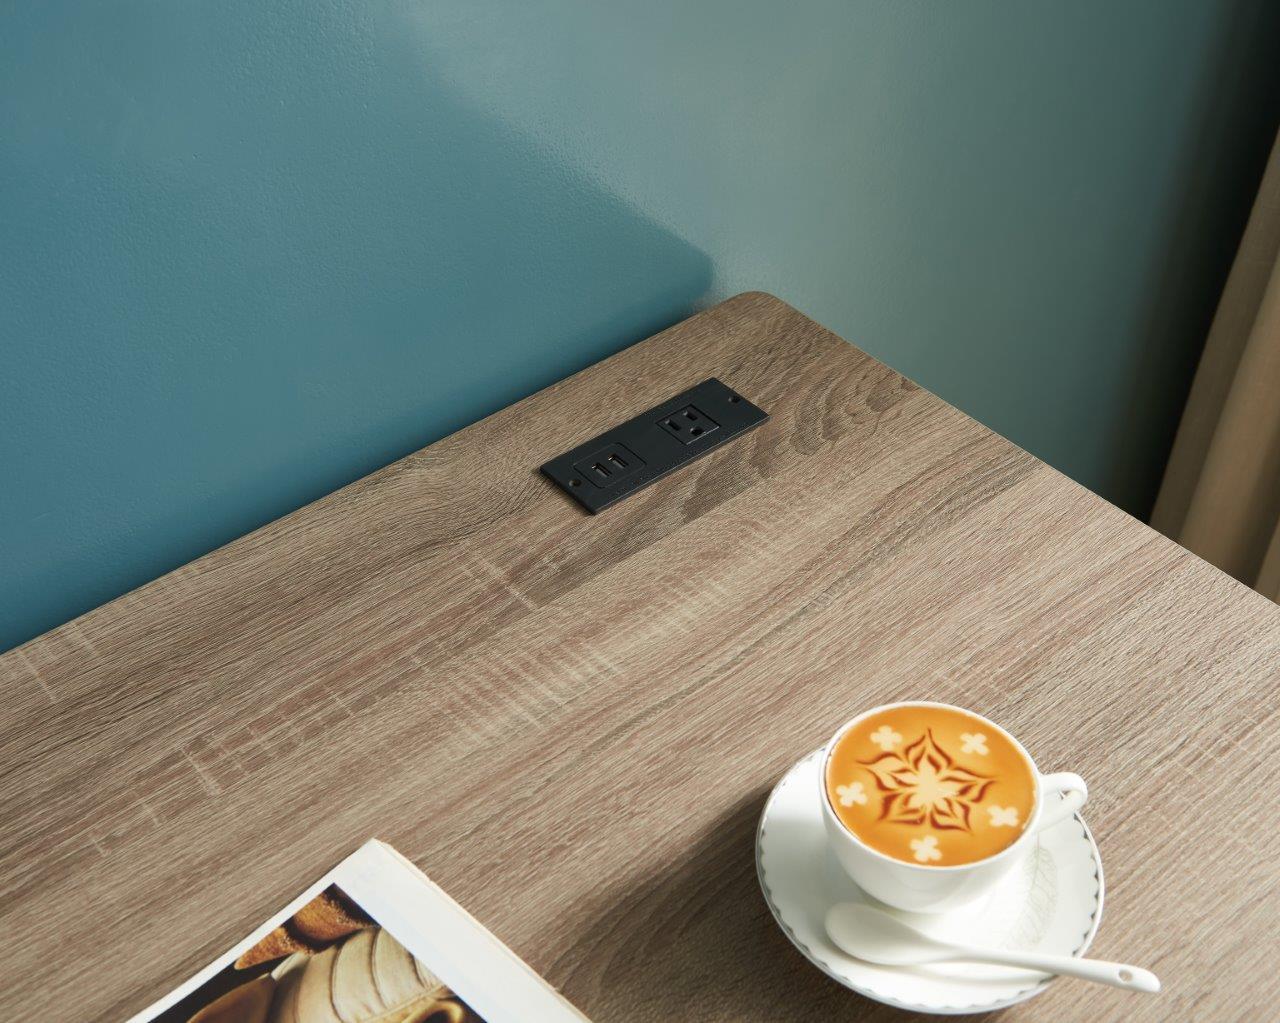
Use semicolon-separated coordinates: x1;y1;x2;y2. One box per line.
836;781;868;807
987;805;1019;828
960;732;989;756
860;729;995;832
869;724;902;751
910;835;942;863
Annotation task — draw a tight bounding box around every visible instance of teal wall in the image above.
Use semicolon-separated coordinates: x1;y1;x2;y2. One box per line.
3;1;1278;653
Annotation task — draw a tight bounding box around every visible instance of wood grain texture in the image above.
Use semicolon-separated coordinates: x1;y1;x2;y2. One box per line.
2;292;1277;1022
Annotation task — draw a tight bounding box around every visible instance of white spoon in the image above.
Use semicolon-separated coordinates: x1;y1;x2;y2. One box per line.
825;902;1160;994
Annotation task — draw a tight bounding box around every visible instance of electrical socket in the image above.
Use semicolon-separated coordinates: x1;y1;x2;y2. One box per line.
540;377;768;513
658;404;719;445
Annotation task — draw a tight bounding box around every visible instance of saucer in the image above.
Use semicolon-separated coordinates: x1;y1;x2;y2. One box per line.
756;750;1103;1015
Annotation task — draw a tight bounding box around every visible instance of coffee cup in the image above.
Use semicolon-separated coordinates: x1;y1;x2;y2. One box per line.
820;701;1087;913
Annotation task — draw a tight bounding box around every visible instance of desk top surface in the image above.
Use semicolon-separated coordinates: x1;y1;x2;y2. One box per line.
3;293;1278;1021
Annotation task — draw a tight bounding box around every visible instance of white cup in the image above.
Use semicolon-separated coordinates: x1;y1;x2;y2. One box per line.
820;701;1087;913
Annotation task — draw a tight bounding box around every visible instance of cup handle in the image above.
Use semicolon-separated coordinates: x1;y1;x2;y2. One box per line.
1033;772;1088;834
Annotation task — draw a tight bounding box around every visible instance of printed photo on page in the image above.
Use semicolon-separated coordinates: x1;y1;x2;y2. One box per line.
129;840;590;1023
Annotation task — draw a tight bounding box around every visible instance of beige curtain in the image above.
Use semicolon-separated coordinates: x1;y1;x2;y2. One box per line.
1152;129;1280;601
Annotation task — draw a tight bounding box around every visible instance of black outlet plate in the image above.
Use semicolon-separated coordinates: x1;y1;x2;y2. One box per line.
540;377;768;513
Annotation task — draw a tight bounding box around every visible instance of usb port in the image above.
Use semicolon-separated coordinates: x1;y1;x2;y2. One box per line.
571;443;645;490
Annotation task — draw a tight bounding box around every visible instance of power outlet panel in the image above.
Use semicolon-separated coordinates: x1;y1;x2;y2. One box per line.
540;377;768;513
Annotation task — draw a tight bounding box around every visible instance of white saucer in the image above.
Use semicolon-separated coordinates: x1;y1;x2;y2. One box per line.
757;750;1103;1015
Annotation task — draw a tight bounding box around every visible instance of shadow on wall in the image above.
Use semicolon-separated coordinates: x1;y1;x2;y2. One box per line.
0;0;713;652
1099;0;1280;517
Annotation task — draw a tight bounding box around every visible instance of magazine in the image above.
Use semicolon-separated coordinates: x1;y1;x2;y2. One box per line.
130;840;590;1023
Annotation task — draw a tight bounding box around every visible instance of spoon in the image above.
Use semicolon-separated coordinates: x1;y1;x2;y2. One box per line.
825;902;1160;994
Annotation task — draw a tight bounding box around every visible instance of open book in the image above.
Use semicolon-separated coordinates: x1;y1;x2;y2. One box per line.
131;840;590;1023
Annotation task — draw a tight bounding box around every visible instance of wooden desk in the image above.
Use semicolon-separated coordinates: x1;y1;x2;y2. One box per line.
2;293;1277;1021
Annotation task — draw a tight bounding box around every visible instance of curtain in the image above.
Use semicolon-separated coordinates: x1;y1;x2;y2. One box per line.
1152;130;1280;601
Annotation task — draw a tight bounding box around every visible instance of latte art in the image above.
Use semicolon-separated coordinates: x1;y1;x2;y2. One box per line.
825;705;1036;866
